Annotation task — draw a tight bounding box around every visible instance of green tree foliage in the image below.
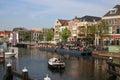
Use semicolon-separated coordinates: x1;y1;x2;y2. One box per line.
59;28;71;41
23;32;30;41
77;20;109;44
46;29;54;41
37;34;43;41
78;20;109;38
97;20;109;36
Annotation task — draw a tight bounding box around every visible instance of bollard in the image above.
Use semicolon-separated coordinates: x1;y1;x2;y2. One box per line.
22;67;29;80
109;56;113;62
44;74;51;80
3;63;13;80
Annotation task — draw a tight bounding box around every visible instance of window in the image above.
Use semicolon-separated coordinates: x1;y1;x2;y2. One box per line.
109;27;112;34
107;19;112;24
114;19;118;24
116;26;120;34
110;8;117;14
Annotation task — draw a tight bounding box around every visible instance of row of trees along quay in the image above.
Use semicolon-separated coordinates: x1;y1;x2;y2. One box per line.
21;20;109;44
78;20;109;45
21;28;54;42
57;20;109;43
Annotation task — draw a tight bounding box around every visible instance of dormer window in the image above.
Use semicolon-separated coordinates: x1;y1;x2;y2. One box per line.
110;8;117;14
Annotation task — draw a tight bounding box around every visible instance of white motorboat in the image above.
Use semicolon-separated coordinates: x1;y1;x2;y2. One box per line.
5;52;16;58
48;57;65;69
4;48;16;58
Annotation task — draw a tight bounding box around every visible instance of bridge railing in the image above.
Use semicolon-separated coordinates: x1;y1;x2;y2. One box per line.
106;58;120;80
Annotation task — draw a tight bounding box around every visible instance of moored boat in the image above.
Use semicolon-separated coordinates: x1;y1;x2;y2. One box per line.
48;57;65;69
55;48;92;57
5;52;16;58
4;48;16;58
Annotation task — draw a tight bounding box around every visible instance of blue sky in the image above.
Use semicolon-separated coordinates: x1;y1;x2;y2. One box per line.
0;0;120;30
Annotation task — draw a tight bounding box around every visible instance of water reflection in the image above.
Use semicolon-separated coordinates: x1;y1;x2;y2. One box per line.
48;67;65;75
1;48;120;80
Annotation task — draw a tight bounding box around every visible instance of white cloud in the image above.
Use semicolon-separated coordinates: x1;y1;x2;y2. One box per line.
0;0;119;30
1;0;118;18
20;0;108;18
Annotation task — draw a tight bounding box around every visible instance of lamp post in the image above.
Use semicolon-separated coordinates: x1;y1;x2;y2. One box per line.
113;30;115;45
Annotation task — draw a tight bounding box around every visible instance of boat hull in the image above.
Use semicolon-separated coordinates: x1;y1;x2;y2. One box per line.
5;52;16;58
55;48;92;57
48;63;65;69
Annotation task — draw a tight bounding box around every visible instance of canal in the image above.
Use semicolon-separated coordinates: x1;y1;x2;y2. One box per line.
0;48;113;80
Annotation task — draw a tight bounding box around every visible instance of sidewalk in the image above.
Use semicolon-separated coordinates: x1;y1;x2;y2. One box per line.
92;50;120;59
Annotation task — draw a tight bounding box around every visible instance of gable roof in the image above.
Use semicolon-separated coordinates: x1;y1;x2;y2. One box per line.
80;15;101;22
13;27;27;31
103;5;120;17
72;16;80;20
0;31;11;35
58;19;70;26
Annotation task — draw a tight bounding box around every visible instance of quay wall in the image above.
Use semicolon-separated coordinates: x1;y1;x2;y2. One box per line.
92;51;120;59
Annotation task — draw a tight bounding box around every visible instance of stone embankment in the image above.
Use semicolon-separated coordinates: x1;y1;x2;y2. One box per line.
92;51;120;59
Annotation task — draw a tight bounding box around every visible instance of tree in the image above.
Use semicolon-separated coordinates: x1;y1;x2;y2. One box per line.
96;20;109;36
78;20;109;37
90;20;109;45
45;29;54;41
78;20;109;45
37;34;43;41
23;32;30;41
59;28;71;41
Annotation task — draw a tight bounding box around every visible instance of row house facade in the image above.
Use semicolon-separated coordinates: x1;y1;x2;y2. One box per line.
53;16;101;45
9;27;28;45
9;27;48;46
54;19;70;43
0;30;12;42
68;16;80;41
68;16;101;42
31;28;48;41
102;5;120;46
77;16;101;46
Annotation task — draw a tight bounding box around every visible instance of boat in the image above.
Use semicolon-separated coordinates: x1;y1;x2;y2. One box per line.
39;47;92;57
5;52;16;58
55;48;92;57
48;57;65;69
4;48;16;58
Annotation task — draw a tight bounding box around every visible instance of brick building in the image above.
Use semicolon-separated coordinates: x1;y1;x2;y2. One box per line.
102;5;120;46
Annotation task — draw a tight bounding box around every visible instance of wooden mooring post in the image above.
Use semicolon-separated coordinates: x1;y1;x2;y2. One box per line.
3;63;13;80
3;63;35;80
3;63;52;80
106;57;120;79
22;67;29;80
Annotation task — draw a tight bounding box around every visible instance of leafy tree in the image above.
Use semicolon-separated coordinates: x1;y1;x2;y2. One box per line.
37;34;43;41
23;32;30;41
78;20;109;44
78;20;109;37
45;28;54;41
96;20;109;36
92;20;109;45
59;28;71;41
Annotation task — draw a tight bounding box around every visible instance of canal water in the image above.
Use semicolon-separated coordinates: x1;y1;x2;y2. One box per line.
0;48;112;80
